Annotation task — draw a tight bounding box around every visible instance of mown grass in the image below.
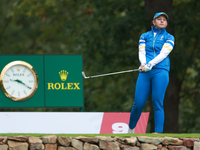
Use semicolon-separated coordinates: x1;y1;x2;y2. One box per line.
0;133;200;138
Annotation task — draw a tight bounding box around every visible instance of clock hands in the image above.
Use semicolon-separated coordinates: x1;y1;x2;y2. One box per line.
10;79;32;89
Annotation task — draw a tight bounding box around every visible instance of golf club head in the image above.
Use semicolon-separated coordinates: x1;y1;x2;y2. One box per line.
82;71;89;79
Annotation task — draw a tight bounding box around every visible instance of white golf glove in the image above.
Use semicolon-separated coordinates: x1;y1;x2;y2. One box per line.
143;63;153;72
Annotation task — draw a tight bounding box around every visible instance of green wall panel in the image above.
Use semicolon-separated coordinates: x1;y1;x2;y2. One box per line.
0;55;44;107
44;55;83;107
0;55;83;108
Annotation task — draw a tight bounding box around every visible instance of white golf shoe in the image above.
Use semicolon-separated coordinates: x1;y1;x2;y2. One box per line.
128;128;135;133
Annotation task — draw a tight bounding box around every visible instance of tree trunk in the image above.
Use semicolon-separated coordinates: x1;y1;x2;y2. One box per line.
145;0;181;133
164;74;181;133
145;0;173;13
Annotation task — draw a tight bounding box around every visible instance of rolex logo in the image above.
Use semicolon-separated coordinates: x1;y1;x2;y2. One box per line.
59;70;68;81
48;70;80;90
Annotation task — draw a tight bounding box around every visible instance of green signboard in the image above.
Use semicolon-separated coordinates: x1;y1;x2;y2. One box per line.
44;55;83;107
0;55;83;108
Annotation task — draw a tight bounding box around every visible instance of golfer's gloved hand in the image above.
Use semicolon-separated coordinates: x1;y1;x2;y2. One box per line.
143;63;153;72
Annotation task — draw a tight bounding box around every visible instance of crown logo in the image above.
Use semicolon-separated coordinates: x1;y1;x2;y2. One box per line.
59;70;68;81
17;66;21;71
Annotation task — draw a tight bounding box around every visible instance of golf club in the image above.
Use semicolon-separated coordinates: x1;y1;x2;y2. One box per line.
82;68;141;79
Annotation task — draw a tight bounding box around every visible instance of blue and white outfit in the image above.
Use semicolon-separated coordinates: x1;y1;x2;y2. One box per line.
129;26;175;132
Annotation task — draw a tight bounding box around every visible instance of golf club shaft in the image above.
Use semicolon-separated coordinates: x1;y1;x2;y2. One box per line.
84;69;141;79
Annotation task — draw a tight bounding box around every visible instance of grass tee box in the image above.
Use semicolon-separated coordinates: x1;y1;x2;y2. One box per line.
0;55;83;108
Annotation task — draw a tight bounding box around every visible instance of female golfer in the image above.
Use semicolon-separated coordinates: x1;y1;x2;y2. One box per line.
128;12;175;133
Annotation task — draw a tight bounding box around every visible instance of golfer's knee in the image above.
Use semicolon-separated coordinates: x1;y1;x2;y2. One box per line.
132;103;145;112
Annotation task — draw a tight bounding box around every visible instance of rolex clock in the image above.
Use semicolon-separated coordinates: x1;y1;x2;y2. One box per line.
0;61;38;101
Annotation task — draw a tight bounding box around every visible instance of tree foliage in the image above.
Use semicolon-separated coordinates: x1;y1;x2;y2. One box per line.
173;0;200;133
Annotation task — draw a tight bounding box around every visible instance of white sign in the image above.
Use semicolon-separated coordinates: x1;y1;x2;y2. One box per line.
0;112;149;134
0;112;103;134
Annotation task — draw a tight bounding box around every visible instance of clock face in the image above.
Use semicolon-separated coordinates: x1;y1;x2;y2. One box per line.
0;61;38;101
